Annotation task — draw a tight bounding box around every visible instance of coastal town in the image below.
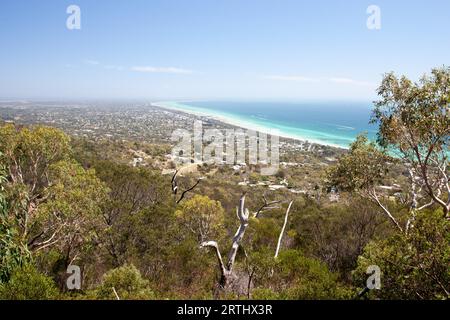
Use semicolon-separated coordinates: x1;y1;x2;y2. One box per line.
0;100;348;200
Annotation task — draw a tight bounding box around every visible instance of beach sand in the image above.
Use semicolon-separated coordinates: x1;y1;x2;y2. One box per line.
152;101;348;150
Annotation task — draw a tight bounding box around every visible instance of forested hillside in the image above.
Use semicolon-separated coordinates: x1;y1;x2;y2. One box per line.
0;68;448;300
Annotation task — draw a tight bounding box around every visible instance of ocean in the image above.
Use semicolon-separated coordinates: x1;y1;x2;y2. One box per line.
154;101;378;149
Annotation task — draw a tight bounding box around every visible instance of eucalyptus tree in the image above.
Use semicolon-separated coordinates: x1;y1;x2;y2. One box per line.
0;124;108;265
0;154;30;282
201;194;292;296
372;67;449;220
328;67;450;233
328;67;450;299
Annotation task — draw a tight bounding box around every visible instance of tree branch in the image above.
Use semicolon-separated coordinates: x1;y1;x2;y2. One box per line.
368;188;403;233
201;241;227;283
253;194;281;218
176;178;202;204
274;200;293;258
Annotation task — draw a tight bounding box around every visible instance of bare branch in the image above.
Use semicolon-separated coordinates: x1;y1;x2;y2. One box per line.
227;195;249;271
112;287;120;300
202;193;293;292
176;178;202;204
368;188;403;233
171;170;178;195
253;194;282;218
201;241;227;284
274;200;293;258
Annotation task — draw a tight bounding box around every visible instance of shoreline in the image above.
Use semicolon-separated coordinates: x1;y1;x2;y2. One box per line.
152;101;349;150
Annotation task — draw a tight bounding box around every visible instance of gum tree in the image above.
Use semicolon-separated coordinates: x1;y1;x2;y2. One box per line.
201;194;292;296
328;67;450;299
0;125;108;263
328;67;450;233
0;154;30;282
372;67;449;220
175;195;225;243
327;135;403;230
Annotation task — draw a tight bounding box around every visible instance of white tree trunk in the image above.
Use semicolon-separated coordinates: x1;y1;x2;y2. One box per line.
274;200;293;258
202;195;293;293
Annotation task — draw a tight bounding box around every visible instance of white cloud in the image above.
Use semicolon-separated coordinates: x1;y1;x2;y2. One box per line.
84;60;100;65
263;75;320;83
104;65;124;71
131;66;193;74
82;60;192;74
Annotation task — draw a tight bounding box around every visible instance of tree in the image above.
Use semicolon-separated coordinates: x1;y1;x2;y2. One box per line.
32;160;108;263
0;124;71;245
94;264;155;300
353;209;449;299
92;161;171;267
201;194;291;296
0;155;30;282
372;67;449;218
326;135;403;231
170;169;202;204
291;197;386;281
175;195;225;243
253;249;351;300
0;124;70;198
329;67;450;233
0;125;108;265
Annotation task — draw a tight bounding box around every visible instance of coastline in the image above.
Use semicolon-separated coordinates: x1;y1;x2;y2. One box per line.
152;101;349;150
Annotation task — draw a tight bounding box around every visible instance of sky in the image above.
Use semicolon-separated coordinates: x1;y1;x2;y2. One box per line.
0;0;449;101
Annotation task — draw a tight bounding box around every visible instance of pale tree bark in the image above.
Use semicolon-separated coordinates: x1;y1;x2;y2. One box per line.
364;156;449;235
366;188;403;233
274;200;293;259
405;167;436;233
201;195;249;289
202;194;292;295
410;142;449;217
112;287;120;300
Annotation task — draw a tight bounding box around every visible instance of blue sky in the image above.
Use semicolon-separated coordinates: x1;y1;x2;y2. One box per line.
0;0;449;101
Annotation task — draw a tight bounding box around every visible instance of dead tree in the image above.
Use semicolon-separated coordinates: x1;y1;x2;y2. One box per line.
274;200;293;258
171;170;202;204
201;194;293;294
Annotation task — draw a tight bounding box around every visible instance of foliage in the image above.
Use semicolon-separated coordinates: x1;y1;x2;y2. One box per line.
326;135;393;192
372;67;450;216
0;124;108;266
175;195;225;243
1;66;448;302
253;249;352;299
0;264;58;300
0;124;71;194
373;67;449;153
94;264;155;300
0;153;30;283
292;197;389;280
32;160;108;265
354;210;450;299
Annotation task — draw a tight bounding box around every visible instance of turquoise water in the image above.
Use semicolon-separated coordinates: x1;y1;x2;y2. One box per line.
155;101;378;149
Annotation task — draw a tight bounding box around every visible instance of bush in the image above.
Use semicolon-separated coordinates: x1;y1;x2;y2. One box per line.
0;264;59;300
0;160;30;283
353;210;450;299
94;264;155;300
274;250;352;299
175;195;225;243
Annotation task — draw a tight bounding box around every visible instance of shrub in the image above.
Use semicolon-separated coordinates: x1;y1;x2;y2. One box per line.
0;264;59;300
94;264;155;300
